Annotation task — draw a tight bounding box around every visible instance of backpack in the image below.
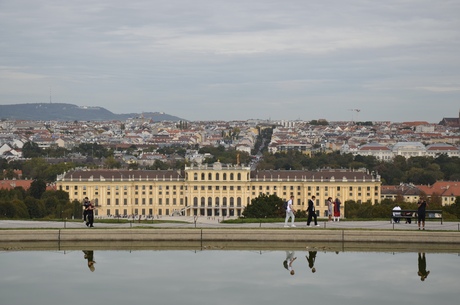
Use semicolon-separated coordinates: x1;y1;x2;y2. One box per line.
283;201;288;210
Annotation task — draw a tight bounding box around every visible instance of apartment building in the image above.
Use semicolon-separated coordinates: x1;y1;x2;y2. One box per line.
56;162;381;218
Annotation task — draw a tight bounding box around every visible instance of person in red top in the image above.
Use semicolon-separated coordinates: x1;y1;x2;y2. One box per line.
333;198;341;222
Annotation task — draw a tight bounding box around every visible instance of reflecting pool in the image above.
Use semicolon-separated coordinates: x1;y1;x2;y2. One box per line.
1;248;459;305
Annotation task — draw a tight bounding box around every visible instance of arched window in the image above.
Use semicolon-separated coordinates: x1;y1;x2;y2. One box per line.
230;197;234;207
201;197;205;207
237;197;242;207
216;173;220;180
223;173;227;180
215;197;220;207
223;197;227;207
237;173;241;180
208;173;212;180
208;197;212;207
230;173;234;180
201;173;205;180
193;197;198;207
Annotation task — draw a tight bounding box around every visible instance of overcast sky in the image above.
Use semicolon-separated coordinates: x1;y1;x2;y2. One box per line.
1;0;459;122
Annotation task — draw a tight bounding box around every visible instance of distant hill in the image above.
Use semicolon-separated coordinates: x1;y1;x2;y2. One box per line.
0;103;184;121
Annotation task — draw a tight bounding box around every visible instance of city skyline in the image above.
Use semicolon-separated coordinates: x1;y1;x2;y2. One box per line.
1;0;459;122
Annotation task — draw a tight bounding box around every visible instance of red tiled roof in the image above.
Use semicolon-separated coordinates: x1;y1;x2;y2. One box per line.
0;180;55;191
416;181;460;197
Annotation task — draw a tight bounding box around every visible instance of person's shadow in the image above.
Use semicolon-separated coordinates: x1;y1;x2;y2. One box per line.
83;250;96;272
417;252;430;281
306;251;317;273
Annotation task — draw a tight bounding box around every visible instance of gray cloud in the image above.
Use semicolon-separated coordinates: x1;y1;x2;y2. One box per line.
0;0;459;121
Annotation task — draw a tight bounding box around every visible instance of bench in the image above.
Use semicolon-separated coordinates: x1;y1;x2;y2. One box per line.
390;210;443;224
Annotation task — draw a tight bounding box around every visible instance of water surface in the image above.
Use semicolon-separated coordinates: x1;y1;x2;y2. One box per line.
0;249;458;305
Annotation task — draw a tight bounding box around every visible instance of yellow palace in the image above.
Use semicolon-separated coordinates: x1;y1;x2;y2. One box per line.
56;162;381;218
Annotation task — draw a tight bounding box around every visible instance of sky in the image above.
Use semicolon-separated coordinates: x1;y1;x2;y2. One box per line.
0;0;459;122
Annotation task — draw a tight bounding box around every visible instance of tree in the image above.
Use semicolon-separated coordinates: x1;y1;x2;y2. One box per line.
22;141;43;158
24;196;46;218
12;199;29;218
242;194;285;218
28;179;47;199
21;158;49;180
0;200;15;218
104;156;121;169
72;199;83;219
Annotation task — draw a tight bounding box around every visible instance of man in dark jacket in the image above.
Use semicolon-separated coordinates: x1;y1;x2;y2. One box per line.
307;196;319;227
83;197;90;222
417;199;428;230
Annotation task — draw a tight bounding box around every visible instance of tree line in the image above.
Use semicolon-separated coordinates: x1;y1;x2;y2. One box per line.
257;150;460;184
240;194;460;220
4;134;460;184
0;180;82;220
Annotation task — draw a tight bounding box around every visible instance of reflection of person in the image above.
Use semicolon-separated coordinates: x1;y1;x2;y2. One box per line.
284;195;296;227
417;199;428;230
83;250;96;272
283;251;297;275
307;196;318;227
83;197;90;222
306;251;317;273
333;198;341;222
86;203;95;227
392;205;401;223
417;252;430;281
326;197;333;222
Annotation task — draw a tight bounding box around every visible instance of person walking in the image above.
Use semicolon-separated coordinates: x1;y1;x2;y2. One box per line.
284;195;296;227
326;197;333;222
306;195;318;227
333;198;342;222
83;197;90;223
86;202;95;227
417;199;428;230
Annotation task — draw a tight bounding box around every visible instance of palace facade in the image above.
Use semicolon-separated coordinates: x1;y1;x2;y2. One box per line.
56;162;381;218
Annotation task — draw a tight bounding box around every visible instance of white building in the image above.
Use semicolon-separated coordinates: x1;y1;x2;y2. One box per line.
355;143;393;161
391;142;426;158
425;143;460;158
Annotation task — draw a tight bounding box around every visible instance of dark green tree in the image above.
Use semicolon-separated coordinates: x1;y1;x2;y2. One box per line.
12;199;29;218
242;194;284;218
28;179;47;199
72;199;83;219
24;196;46;218
22;141;43;158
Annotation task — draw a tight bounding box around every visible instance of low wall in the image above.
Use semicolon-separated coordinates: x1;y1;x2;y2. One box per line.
1;228;459;244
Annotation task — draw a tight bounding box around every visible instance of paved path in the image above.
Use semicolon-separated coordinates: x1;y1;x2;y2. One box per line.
1;218;459;231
